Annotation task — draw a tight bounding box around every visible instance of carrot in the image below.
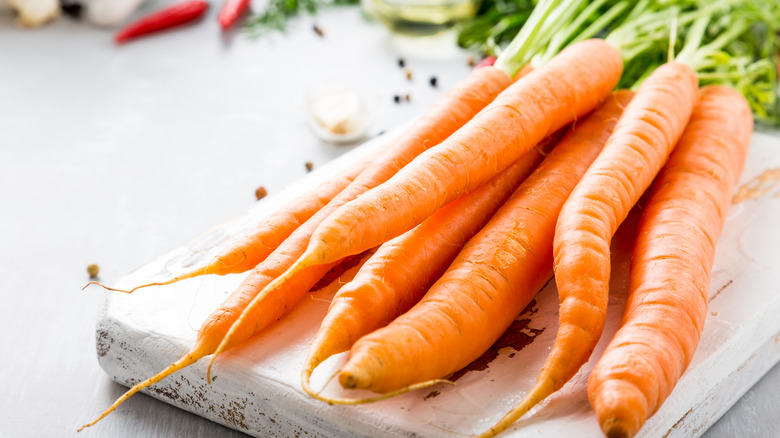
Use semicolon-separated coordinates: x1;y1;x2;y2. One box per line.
479;61;700;438
204;64;520;372
79;63;516;431
335;90;634;398
274;39;623;289
84;154;372;294
204;0;585;372
587;85;753;438
301;133;559;402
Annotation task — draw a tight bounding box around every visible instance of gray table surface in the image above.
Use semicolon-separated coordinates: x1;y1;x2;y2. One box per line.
1;3;778;437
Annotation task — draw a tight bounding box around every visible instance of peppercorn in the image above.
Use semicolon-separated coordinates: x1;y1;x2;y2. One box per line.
87;263;100;278
61;1;83;19
398;58;405;68
255;186;268;200
393;94;401;104
429;76;438;87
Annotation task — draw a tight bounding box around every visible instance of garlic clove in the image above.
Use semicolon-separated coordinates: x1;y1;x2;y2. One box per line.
306;83;372;144
86;0;149;27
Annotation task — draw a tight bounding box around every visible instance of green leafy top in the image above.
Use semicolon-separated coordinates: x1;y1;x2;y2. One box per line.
457;0;780;125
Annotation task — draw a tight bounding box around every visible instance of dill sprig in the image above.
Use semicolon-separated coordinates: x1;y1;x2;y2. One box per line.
243;0;360;37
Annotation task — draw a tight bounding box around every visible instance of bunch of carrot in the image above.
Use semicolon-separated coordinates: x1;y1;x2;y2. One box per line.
82;0;763;436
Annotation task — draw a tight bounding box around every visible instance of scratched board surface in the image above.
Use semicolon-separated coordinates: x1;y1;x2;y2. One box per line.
95;131;780;437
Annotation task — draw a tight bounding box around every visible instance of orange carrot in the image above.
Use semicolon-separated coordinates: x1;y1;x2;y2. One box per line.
79;64;515;431
301;133;559;402
587;85;753;438
202;66;520;370
281;39;623;283
480;62;700;438
337;90;634;396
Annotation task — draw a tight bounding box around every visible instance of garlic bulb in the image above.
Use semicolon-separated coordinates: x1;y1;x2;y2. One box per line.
7;0;59;27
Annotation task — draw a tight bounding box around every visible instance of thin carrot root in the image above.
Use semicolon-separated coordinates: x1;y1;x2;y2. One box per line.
300;350;341;402
77;353;201;432
477;381;554;438
304;373;453;406
301;340;454;406
303;365;341;398
82;266;208;293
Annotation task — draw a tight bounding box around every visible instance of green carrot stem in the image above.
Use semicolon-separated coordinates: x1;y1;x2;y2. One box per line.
570;0;629;46
493;0;562;77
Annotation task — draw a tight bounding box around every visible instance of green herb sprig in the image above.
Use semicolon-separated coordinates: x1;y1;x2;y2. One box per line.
243;0;360;36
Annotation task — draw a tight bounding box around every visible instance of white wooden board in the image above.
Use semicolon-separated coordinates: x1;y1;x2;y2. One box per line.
94;131;780;437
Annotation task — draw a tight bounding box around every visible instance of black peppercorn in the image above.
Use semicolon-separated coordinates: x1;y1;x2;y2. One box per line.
61;1;83;19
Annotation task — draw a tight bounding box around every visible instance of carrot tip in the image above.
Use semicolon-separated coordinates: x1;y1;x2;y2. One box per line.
307;379;454;406
82;281;133;293
603;419;632;438
206;357;216;384
77;417;100;432
341;374;358;390
477;381;554;438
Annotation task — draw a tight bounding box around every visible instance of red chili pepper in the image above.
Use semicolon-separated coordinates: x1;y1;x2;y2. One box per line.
115;1;210;45
475;55;497;69
218;0;251;30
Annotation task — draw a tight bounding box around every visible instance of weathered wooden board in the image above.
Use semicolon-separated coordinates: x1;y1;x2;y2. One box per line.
96;131;780;437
